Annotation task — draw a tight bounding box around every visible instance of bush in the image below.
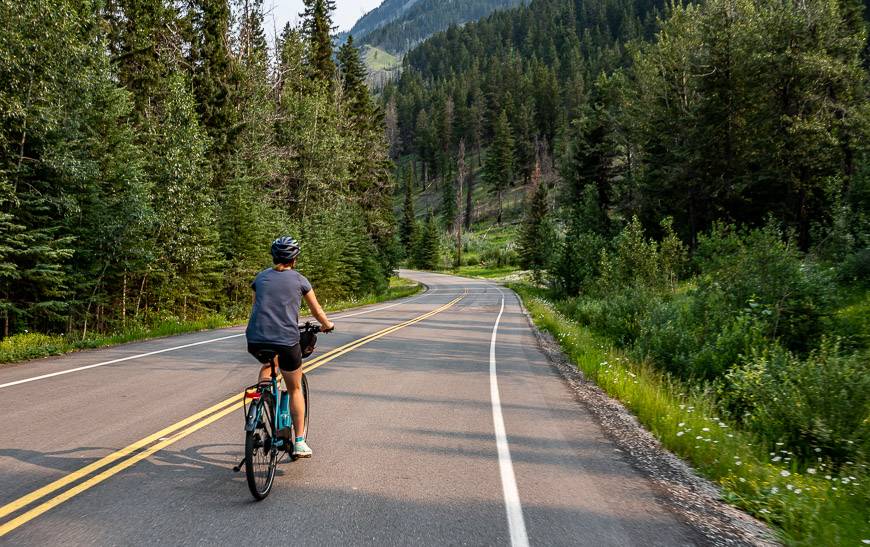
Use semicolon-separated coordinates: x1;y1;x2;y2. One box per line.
551;230;605;296
597;216;687;295
695;222;835;353
0;332;66;362
722;340;870;465
561;287;661;346
479;245;518;267
837;248;870;288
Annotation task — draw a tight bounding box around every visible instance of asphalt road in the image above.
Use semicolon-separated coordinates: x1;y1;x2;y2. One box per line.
0;271;703;546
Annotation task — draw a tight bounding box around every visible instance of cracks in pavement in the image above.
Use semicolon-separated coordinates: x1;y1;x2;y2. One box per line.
516;300;780;547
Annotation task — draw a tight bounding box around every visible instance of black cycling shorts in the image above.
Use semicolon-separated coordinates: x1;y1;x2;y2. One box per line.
247;342;303;372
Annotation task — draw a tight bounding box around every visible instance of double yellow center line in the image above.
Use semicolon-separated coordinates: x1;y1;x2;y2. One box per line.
0;293;464;537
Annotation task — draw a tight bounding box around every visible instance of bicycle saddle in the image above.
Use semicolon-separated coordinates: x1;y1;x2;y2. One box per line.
253;349;278;364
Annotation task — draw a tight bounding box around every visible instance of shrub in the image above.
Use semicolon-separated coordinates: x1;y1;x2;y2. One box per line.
597;216;688;295
837;248;870;288
695;222;835;353
551;230;605;296
479;245;518;267
722;340;870;465
561;286;661;347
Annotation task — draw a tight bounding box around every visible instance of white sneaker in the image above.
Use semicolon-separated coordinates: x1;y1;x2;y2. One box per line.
294;438;312;458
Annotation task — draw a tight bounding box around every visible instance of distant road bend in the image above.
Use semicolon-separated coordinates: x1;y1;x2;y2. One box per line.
0;271;703;545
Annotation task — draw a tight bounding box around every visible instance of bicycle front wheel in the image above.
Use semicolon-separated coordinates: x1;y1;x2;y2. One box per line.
300;373;309;439
245;393;277;500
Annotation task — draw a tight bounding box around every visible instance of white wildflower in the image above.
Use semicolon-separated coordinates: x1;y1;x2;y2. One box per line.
807;468;816;475
780;470;790;477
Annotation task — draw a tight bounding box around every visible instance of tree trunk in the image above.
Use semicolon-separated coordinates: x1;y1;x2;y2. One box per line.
122;271;127;327
456;141;466;268
465;174;474;231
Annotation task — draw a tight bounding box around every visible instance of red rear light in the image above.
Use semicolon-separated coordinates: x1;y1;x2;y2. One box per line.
245;391;260;399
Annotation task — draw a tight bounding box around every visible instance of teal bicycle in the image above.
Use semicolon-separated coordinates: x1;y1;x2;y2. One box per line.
234;322;321;500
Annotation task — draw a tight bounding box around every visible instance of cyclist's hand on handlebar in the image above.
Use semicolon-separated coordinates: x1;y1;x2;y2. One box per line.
321;321;335;333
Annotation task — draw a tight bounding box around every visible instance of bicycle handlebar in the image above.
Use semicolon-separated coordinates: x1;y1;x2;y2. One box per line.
299;321;332;334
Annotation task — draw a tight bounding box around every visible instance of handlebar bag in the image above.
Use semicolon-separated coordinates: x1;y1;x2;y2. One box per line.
300;330;317;358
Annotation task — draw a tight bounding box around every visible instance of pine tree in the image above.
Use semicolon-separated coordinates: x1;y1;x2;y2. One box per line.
338;36;371;125
150;73;222;313
302;0;337;85
190;0;238;175
518;157;555;278
412;213;440;270
483;109;515;224
108;0;177;122
441;177;457;229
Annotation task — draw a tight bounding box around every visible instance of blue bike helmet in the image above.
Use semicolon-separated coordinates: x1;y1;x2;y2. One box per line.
271;236;300;264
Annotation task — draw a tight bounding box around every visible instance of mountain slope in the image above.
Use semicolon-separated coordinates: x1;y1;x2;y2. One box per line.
360;0;527;54
340;0;525;55
339;0;422;42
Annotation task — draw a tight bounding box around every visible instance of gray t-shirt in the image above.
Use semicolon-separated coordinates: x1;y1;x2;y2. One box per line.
245;268;312;346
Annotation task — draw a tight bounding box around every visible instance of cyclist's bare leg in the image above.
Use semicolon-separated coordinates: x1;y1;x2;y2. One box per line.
257;364;273;383
280;367;305;437
254;360;304;437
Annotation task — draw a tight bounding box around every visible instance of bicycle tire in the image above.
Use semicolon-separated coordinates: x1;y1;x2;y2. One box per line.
245;392;277;500
300;373;309;439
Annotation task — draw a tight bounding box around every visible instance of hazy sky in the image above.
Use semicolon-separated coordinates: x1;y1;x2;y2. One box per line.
263;0;383;34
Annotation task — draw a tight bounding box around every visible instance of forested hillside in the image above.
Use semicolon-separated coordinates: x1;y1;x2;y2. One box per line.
339;0;525;56
360;0;527;54
0;0;394;339
338;0;421;43
387;0;870;542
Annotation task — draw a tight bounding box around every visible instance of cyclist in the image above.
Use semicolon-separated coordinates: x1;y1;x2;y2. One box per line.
246;236;334;458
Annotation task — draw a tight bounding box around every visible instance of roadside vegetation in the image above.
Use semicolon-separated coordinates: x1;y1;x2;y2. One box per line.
0;277;421;366
515;285;867;545
506;216;869;544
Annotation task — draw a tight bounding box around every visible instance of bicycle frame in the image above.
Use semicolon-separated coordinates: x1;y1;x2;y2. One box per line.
244;358;292;451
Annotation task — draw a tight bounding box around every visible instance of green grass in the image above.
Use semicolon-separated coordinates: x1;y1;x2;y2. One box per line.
0;315;236;365
0;276;423;366
315;276;422;312
510;283;869;546
442;264;523;279
362;45;400;72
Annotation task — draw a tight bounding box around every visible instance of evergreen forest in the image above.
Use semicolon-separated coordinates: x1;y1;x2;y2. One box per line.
0;0;395;341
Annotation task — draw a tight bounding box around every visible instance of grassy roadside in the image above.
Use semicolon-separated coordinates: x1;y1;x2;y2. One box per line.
509;283;867;545
438;265;524;279
0;276;423;366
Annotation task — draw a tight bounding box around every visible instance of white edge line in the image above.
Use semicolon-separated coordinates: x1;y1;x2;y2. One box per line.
0;284;434;390
489;289;530;547
0;334;246;389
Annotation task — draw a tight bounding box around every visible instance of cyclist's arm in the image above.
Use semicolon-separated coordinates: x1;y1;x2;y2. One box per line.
303;289;334;331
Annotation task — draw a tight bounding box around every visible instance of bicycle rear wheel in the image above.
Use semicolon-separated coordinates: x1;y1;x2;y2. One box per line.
245;392;277;500
300;374;309;439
